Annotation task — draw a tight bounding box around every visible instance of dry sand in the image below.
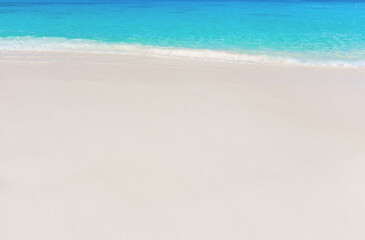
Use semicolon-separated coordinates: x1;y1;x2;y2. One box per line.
1;51;365;239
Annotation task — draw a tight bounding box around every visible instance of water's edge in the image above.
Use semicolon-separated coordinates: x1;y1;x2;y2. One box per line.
1;37;364;68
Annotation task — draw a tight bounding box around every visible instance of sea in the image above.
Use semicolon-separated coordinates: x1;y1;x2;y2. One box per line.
1;0;365;67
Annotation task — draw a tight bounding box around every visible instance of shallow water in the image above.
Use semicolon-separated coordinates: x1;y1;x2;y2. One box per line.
1;0;365;66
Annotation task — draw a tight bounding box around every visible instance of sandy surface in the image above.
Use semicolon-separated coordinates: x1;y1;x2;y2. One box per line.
1;52;365;240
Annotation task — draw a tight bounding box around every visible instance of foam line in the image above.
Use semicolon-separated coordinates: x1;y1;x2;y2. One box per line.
1;37;364;68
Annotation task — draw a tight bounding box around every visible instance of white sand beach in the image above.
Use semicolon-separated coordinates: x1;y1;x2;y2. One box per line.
1;52;365;239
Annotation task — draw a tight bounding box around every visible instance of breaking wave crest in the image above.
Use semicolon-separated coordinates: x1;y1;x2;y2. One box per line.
1;36;364;68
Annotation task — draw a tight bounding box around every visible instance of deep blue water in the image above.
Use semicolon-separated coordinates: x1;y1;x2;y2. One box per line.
1;0;365;66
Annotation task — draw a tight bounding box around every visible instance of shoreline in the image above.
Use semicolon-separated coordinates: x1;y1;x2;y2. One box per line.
1;51;365;239
1;37;365;68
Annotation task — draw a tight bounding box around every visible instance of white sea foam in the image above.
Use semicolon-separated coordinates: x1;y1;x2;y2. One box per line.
1;36;364;68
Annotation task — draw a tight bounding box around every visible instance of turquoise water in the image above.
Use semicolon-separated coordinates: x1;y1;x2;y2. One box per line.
1;0;365;66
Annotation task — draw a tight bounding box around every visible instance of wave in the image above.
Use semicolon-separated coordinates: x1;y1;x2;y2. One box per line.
1;36;364;68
